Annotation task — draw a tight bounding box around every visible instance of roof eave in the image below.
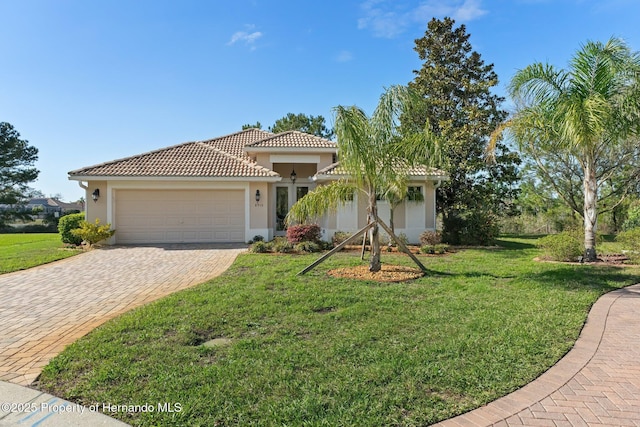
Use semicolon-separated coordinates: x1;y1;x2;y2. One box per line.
245;147;337;154
68;175;283;182
313;174;449;182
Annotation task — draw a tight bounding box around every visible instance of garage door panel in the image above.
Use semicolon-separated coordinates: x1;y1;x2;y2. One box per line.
116;190;245;244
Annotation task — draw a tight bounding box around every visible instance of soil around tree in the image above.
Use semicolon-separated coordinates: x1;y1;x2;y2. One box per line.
328;264;425;282
535;253;636;266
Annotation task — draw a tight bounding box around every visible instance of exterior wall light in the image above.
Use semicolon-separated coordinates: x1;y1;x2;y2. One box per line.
92;189;100;202
290;169;297;183
255;189;261;202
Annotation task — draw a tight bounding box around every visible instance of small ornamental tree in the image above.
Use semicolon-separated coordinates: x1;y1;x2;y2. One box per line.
71;219;115;247
287;86;440;273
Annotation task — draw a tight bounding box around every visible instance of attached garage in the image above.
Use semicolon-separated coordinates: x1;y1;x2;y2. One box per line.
115;189;245;244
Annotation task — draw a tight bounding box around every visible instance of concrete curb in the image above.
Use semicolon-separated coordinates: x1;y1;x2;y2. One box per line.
0;381;129;426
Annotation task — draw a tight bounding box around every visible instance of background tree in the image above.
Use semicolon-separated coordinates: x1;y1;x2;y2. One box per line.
514;134;640;234
403;17;520;245
491;37;640;261
242;122;262;130
269;113;334;139
502;170;580;234
0;122;39;227
287;86;438;272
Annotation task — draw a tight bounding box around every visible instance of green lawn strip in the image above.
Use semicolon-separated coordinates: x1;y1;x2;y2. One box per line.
37;237;640;426
0;233;81;274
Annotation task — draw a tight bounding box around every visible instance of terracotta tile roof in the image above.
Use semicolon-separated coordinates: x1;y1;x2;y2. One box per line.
315;162;448;179
69;129;280;178
204;128;274;157
245;130;336;149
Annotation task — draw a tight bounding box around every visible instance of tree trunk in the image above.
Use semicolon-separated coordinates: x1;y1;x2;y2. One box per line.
583;162;598;262
369;192;381;272
388;207;395;248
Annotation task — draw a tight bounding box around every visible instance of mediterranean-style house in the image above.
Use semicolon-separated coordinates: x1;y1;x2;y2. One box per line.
68;129;447;245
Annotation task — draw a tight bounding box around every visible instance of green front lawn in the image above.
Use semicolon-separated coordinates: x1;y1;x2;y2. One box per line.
0;233;81;274
37;237;640;426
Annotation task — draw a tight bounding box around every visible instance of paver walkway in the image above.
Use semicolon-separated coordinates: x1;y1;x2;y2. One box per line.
433;284;640;427
0;244;245;386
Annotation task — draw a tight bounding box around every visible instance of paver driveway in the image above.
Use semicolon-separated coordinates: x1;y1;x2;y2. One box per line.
0;244;245;385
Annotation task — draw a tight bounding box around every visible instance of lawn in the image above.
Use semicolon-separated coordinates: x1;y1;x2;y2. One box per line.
0;233;81;274
37;237;640;426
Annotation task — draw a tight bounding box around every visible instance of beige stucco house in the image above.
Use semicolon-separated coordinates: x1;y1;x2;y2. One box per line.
68;129;446;244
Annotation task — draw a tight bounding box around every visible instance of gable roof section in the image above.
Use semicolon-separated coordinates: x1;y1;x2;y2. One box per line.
244;130;336;152
69;129;280;179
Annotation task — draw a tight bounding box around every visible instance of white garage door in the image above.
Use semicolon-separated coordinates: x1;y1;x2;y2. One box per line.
115;189;245;244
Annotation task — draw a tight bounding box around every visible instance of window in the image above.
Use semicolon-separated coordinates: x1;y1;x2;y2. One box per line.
296;187;309;201
407;186;423;202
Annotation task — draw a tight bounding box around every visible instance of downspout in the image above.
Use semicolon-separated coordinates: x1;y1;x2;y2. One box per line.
77;181;88;215
432;178;443;231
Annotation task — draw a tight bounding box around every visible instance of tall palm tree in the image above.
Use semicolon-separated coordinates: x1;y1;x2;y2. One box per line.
287;85;439;272
490;38;640;261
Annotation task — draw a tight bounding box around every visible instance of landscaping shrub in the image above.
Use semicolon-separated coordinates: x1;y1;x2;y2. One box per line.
461;211;500;245
622;205;640;231
395;232;409;246
248;235;265;244
295;241;321;253
434;244;449;254
419;230;442;246
420;245;435;254
420;244;448;255
250;241;270;253
272;237;293;253
71;219;115;247
57;213;85;245
442;211;500;246
4;224;57;233
616;228;640;251
537;230;583;262
332;231;353;247
379;233;390;246
286;224;321;244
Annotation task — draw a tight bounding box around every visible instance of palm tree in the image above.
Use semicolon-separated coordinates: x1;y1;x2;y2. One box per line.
490;38;640;261
287;85;439;272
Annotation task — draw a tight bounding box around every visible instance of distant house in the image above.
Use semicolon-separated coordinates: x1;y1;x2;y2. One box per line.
27;198;84;218
68;129;447;245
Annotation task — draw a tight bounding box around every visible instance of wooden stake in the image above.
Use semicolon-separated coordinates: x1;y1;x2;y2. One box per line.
377;219;428;273
297;222;376;275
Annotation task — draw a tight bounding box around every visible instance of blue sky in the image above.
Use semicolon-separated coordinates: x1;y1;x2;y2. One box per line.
2;0;640;201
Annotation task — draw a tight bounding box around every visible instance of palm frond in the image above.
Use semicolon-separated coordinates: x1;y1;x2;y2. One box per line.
508;63;566;107
285;181;357;225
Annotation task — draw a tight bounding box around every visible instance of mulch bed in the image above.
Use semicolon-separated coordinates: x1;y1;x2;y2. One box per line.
597;254;632;264
328;264;425;282
535;253;636;266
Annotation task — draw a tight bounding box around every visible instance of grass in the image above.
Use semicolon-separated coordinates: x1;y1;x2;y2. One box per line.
36;237;640;426
0;233;81;274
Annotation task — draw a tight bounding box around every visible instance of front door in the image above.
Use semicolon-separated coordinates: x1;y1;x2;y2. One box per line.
275;185;309;236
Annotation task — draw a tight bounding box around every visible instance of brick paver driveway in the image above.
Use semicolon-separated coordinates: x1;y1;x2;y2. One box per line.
0;244;245;385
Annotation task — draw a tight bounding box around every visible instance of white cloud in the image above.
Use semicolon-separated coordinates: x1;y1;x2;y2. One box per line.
227;25;263;49
358;0;488;38
335;50;354;62
451;0;487;21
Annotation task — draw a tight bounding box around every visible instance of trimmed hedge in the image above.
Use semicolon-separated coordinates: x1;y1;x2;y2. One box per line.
58;213;85;245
